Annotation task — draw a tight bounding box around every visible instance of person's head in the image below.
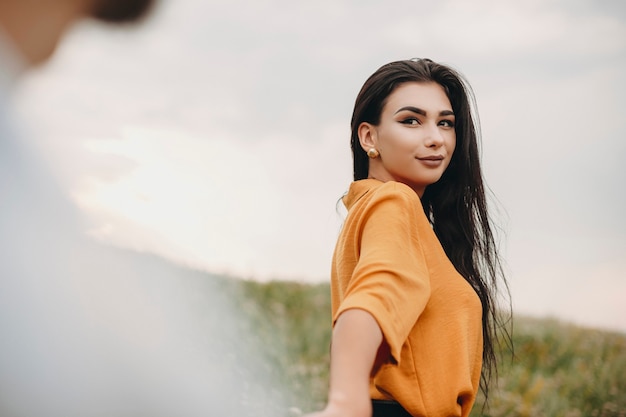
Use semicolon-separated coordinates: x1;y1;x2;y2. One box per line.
350;58;480;201
0;0;155;66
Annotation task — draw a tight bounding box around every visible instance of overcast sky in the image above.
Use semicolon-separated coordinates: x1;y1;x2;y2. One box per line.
14;0;626;333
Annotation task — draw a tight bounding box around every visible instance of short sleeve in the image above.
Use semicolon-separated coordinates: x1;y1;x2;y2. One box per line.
334;183;431;364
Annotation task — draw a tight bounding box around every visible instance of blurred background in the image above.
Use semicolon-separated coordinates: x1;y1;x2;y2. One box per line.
13;0;625;333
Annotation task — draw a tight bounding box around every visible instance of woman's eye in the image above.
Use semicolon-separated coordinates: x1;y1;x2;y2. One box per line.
439;119;455;128
401;118;420;125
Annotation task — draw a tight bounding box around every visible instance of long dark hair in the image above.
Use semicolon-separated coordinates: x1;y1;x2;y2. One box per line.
350;58;511;402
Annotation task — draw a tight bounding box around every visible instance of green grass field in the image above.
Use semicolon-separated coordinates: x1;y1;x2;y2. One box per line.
231;278;626;417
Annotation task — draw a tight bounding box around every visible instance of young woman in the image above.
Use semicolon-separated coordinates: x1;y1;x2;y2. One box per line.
306;59;510;417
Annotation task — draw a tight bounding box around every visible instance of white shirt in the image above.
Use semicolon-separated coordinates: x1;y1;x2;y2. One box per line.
0;28;280;417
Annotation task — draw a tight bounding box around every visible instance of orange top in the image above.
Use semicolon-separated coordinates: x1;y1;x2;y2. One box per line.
331;179;483;417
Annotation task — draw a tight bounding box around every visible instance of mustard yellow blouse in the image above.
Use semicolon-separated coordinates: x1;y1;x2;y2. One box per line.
331;179;483;417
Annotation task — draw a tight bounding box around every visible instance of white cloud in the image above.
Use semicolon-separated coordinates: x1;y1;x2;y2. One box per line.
69;121;352;281
511;258;626;333
74;127;281;276
382;0;626;59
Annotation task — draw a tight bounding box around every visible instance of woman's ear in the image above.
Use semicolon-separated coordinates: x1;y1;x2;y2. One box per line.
358;122;377;153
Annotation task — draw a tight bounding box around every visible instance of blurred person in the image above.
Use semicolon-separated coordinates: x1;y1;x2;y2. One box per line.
306;59;511;417
0;1;277;416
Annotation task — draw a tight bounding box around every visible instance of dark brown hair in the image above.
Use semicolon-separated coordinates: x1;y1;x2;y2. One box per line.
90;0;155;23
350;58;511;402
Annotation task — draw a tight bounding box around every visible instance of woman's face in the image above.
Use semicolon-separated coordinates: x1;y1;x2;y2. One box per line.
360;81;456;197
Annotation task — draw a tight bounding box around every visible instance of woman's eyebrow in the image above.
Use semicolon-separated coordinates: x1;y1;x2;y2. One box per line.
395;106;426;115
394;106;455;116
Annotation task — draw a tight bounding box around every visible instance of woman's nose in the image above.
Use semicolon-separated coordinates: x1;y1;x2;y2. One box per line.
424;124;444;147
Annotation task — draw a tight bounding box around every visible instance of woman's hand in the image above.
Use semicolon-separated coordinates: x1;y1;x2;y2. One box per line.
303;309;384;417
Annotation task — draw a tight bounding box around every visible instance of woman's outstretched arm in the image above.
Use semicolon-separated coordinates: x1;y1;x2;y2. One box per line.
304;308;384;417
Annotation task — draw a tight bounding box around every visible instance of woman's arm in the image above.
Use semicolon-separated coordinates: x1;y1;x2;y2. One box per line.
304;308;384;417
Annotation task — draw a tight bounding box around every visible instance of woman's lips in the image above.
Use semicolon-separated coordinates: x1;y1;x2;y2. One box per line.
417;155;444;167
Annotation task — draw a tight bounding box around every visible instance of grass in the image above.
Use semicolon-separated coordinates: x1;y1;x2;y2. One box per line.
474;318;626;417
231;278;626;416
